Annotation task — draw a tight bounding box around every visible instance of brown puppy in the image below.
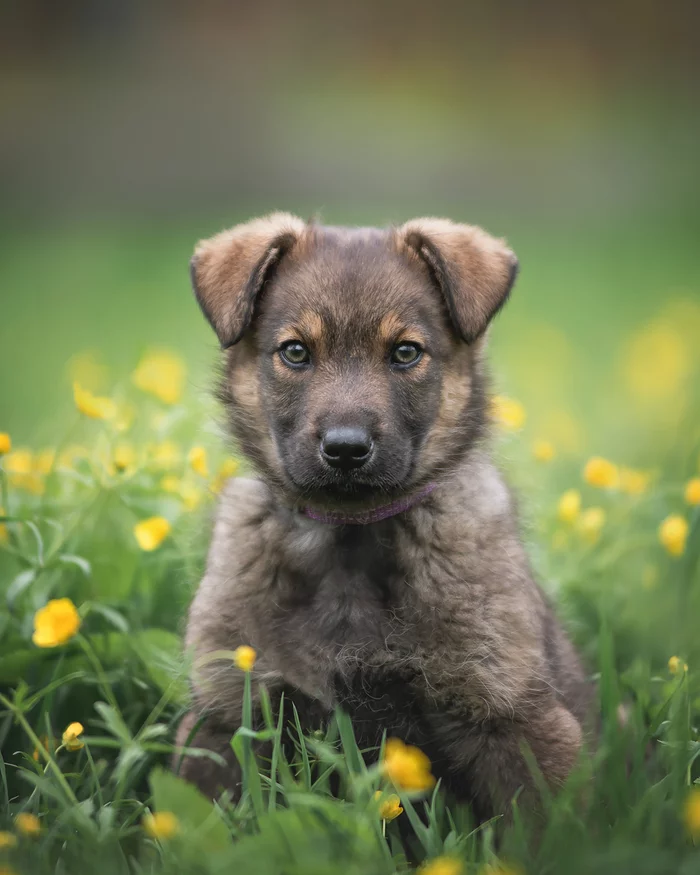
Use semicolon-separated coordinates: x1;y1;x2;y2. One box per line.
176;212;591;819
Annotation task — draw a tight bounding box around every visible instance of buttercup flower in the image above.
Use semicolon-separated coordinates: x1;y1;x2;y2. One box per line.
0;433;11;454
142;811;180;840
62;722;84;751
557;489;581;524
577;507;606;544
491;396;526;431
685;788;700;838
132;349;185;405
382;738;435;792
374;791;403;822
4;449;44;495
532;440;555;463
180;483;202;511
668;656;688;675
233;645;256;672
14;813;41;836
32;598;81;647
188;446;209;478
134;517;171;552
161;475;182;494
73;382;116;420
418;856;464;875
583;456;619;489
150;440;181;470
659;514;688;557
684;477;700;506
0;831;17;849
619;467;650;496
113;443;136;473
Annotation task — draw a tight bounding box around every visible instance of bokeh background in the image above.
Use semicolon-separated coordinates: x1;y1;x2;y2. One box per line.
2;0;699;458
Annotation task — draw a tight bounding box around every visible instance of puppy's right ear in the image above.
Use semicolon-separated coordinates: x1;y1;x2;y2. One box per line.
190;212;306;348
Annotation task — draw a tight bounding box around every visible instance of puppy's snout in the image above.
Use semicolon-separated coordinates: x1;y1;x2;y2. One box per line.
320;426;373;470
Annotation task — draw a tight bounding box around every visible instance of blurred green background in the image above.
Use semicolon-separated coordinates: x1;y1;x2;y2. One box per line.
1;0;699;457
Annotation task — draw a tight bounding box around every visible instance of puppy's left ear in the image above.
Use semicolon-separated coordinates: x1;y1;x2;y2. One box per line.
400;218;519;343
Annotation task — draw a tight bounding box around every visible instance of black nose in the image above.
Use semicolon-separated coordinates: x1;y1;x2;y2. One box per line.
320;426;373;470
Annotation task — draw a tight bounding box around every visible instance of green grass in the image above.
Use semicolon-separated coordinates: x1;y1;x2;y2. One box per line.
1;213;700;873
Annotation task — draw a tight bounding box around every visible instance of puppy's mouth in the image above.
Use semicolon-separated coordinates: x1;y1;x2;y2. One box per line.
286;463;412;509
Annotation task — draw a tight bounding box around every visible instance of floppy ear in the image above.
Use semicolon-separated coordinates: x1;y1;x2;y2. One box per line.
400;218;519;343
190;212;306;348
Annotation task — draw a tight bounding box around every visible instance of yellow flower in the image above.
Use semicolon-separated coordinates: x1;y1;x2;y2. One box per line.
418;856;464;875
0;433;11;455
160;475;182;494
382;738;435;792
212;457;240;493
73;382;116;420
4;449;44;495
134;517;171;552
150;440;181;470
532;440;555;463
491;395;526;431
659;514;688;557
32;598;81;648
583;456;619;489
132;349;185;405
668;656;688;676
685;478;700;506
233;645;256;672
67;350;109;392
34;449;56;475
373;791;403;822
62;721;84;751
113;443;136;474
14;813;41;835
188;446;209;478
684;788;700;838
619;467;650;496
113;403;136;433
577;507;606;544
180;483;202;511
0;831;17;849
557;489;581;524
142;811;180;840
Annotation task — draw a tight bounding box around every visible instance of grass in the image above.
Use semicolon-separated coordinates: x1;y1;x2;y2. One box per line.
1;214;700;873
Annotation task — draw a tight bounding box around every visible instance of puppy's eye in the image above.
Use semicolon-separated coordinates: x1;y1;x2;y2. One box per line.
279;341;311;367
390;342;423;368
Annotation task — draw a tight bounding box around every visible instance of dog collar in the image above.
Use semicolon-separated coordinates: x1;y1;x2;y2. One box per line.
301;482;438;525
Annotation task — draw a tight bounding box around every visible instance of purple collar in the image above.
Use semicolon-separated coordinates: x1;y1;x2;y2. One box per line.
301;482;437;525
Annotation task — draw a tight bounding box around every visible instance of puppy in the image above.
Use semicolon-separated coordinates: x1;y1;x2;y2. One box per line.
176;213;591;819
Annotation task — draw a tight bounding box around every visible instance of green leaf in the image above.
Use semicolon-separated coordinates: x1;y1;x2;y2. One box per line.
6;568;36;608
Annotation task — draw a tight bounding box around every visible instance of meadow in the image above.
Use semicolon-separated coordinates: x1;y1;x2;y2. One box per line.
1;213;700;874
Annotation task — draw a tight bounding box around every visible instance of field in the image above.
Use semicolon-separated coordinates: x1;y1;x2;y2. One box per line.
1;213;700;874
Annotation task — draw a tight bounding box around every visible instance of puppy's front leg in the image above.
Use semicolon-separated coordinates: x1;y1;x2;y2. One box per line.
455;704;583;818
173;711;244;800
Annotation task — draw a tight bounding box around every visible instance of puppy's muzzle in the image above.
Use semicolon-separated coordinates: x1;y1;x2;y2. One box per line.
320;426;374;471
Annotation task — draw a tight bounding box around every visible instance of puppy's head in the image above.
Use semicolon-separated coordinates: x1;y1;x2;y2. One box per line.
191;213;517;508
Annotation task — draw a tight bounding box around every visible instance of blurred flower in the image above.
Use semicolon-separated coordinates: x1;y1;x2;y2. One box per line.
491;396;526;431
532;439;555;462
577;507;606;544
160;475;182;494
382;738;435;792
142;811;180;840
658;514;688;557
233;645;256;672
112;443;136;474
4;449;44;494
134;517;171;552
557;489;581;524
132;349;185;405
150;440;181;470
14;813;40;836
212;457;240;492
374;791;403;822
73;382;116;420
684;478;700;506
0;831;17;849
34;449;55;476
622;320;691;403
66;350;109;392
583;457;618;489
619;467;650;496
0;433;11;454
684;788;700;838
62;722;84;751
32;598;81;648
180;483;202;511
113;403;136;433
188;446;208;477
418;856;463;875
668;656;688;676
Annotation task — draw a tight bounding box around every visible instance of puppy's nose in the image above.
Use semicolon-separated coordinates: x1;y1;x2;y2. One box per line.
320;426;373;470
